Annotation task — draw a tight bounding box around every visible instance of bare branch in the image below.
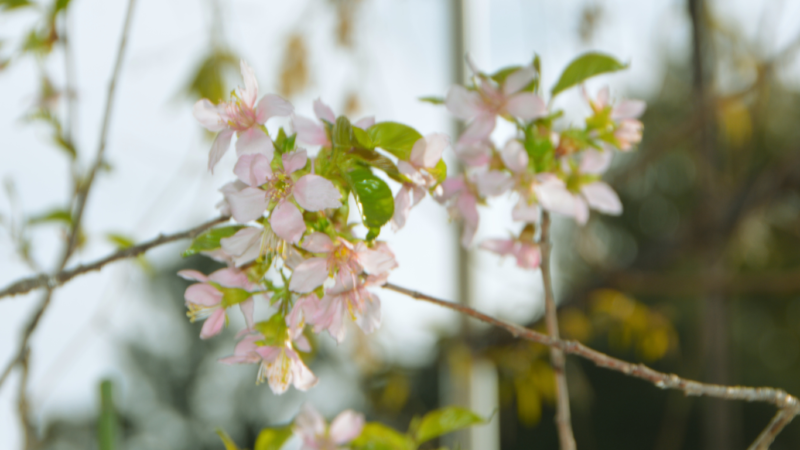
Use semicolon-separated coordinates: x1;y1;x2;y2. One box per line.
748;408;800;450
382;282;800;447
540;212;576;450
0;215;229;300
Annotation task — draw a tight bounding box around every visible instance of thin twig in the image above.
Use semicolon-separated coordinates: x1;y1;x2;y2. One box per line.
540;211;576;450
747;408;800;450
0;215;228;301
382;282;800;447
17;347;34;450
61;0;137;263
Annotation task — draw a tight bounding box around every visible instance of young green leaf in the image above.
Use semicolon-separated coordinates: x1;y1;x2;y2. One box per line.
426;159;448;184
349;148;403;182
254;314;289;347
182;225;243;257
28;208;72;226
415;406;485;444
334;116;354;151
353;126;375;149
550;52;627;97
367;122;422;160
106;233;135;250
254;426;293;450
346;168;394;229
351;422;415;450
215;428;241;450
418;96;445;105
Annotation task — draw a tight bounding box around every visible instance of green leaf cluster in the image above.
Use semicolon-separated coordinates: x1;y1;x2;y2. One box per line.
182;226;244;257
351;406;485;450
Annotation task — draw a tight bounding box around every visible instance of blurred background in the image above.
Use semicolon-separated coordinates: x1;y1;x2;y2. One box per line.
2;0;800;449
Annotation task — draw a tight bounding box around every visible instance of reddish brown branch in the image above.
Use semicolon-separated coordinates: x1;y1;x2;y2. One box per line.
382;282;800;448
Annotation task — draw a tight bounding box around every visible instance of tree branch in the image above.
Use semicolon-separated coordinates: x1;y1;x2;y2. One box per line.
0;215;229;301
382;282;800;448
540;212;576;450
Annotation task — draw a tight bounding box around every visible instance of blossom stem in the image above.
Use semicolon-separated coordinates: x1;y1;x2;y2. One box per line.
382;282;800;448
539;211;577;450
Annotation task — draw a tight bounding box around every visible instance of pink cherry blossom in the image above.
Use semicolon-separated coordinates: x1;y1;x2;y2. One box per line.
289;233;398;293
312;273;387;343
219;330;317;394
294;404;365;450
481;238;542;269
392;133;449;230
177;268;258;339
293;98;375;146
193;60;294;172
436;175;480;247
586;86;646;151
538;150;621;225
219;222;289;267
227;148;342;242
447;63;547;145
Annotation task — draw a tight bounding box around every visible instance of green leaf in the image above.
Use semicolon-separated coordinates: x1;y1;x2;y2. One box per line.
550;52;627;97
0;0;33;12
427;159;448;184
216;286;254;307
367;122;422;161
254;426;292;450
254;314;288;347
185;49;239;103
418;96;445;105
351;423;414;450
349;148;403;182
353;126;375;149
333;116;354;151
490;65;523;84
345;167;394;229
182;225;243;257
216;429;241;450
106;233;134;250
415;407;485;444
28;208;72;226
97;380;117;450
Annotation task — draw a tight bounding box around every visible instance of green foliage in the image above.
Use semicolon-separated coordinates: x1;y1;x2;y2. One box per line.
28;208;72;226
351;423;415;450
550;52;627;97
273;128;297;155
182;226;244;257
334;116;355;151
254;314;289;347
254;426;293;450
106;233;135;249
185;49;239;103
216;428;242;450
349;148;404;183
353;125;375;149
367;122;422;161
418;96;445;105
97;380;117;450
427;159;448;184
0;0;33;11
415;407;484;444
216;285;254;308
26;107;77;159
345;167;394;232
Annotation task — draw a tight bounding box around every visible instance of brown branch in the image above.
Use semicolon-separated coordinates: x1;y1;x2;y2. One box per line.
0;215;229;301
540;212;576;450
382;282;800;447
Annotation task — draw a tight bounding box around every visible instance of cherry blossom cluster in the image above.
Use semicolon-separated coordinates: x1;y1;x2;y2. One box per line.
180;61;445;394
437;57;645;269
